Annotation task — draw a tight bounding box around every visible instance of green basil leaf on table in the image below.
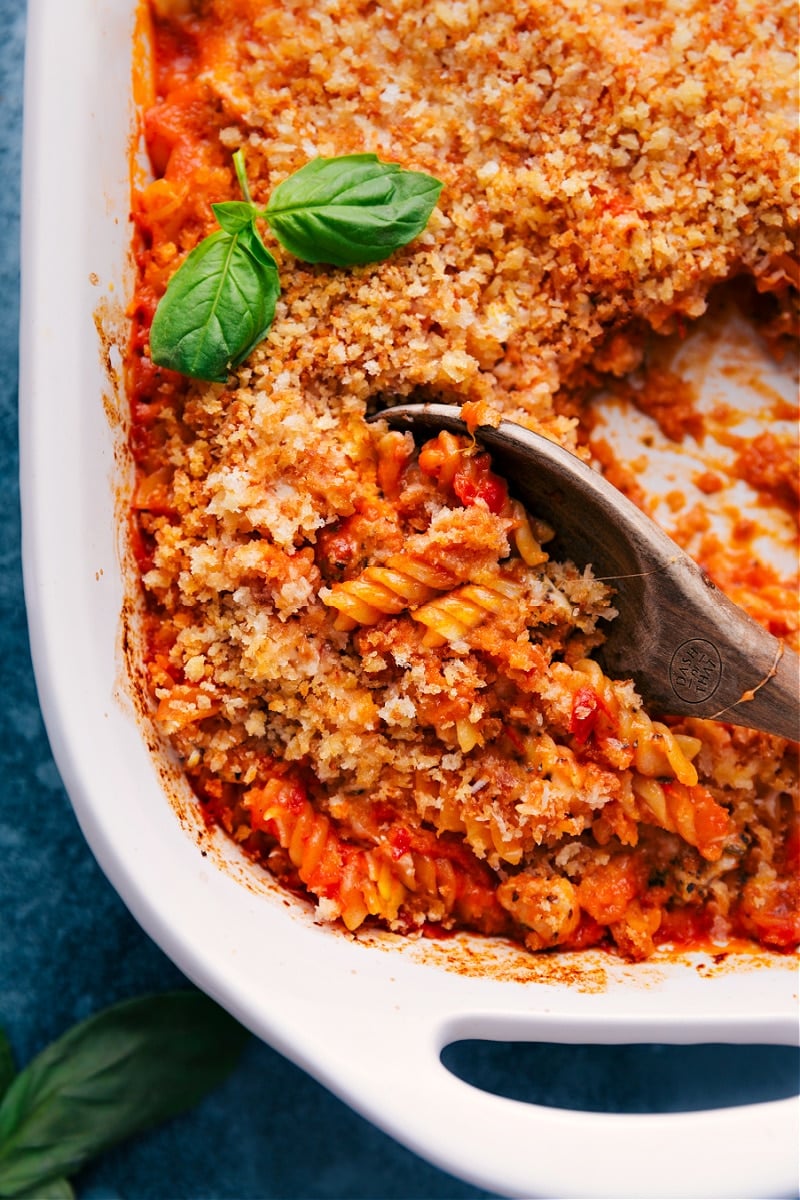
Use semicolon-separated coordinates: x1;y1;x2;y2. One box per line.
265;153;443;266
13;1177;74;1199
0;1031;14;1105
148;224;280;383
0;991;248;1198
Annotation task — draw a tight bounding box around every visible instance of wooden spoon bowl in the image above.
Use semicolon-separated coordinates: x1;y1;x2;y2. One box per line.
376;404;799;741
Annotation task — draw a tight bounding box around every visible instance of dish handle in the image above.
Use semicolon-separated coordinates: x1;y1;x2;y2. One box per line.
305;1010;800;1200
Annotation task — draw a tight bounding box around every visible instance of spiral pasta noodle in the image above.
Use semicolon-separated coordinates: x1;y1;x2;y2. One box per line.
243;777;507;934
510;499;552;567
544;658;702;786
412;576;524;646
626;776;730;861
322;553;457;629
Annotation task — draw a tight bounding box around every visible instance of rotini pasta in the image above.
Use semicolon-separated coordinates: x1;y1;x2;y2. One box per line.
242;776;507;934
130;0;799;964
541;658;703;785
139;399;797;959
322;555;451;629
626;776;730;861
412;576;524;646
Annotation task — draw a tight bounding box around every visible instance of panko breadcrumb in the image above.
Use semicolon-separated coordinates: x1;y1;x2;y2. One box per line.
130;0;799;959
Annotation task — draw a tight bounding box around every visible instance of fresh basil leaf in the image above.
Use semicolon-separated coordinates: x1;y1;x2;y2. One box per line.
265;154;443;266
236;221;282;274
268;155;400;211
222;224;285;365
0;991;249;1198
212;200;259;235
0;1032;14;1105
149;226;280;382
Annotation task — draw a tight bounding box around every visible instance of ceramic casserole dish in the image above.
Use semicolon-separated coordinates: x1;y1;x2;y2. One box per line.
19;2;799;1196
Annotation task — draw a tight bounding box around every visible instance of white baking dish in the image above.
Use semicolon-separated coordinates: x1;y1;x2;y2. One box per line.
19;2;799;1197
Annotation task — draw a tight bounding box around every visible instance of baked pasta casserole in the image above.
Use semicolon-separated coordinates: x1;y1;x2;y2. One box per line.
129;0;799;959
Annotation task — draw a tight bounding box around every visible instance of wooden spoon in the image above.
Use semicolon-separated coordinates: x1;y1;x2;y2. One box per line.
376;404;799;741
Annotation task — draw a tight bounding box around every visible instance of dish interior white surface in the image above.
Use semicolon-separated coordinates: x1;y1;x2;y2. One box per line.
19;3;799;1197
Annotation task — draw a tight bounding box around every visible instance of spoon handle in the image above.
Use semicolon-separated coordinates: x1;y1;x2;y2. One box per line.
708;637;799;741
491;422;800;741
598;548;800;742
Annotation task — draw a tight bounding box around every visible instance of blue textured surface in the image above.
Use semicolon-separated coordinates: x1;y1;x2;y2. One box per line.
1;3;798;1199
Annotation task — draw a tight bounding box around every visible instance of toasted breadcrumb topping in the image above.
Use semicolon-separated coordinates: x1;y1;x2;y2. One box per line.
132;0;799;958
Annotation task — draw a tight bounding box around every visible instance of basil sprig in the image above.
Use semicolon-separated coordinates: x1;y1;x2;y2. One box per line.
149;150;443;382
149;181;281;385
264;154;443;266
0;991;248;1198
